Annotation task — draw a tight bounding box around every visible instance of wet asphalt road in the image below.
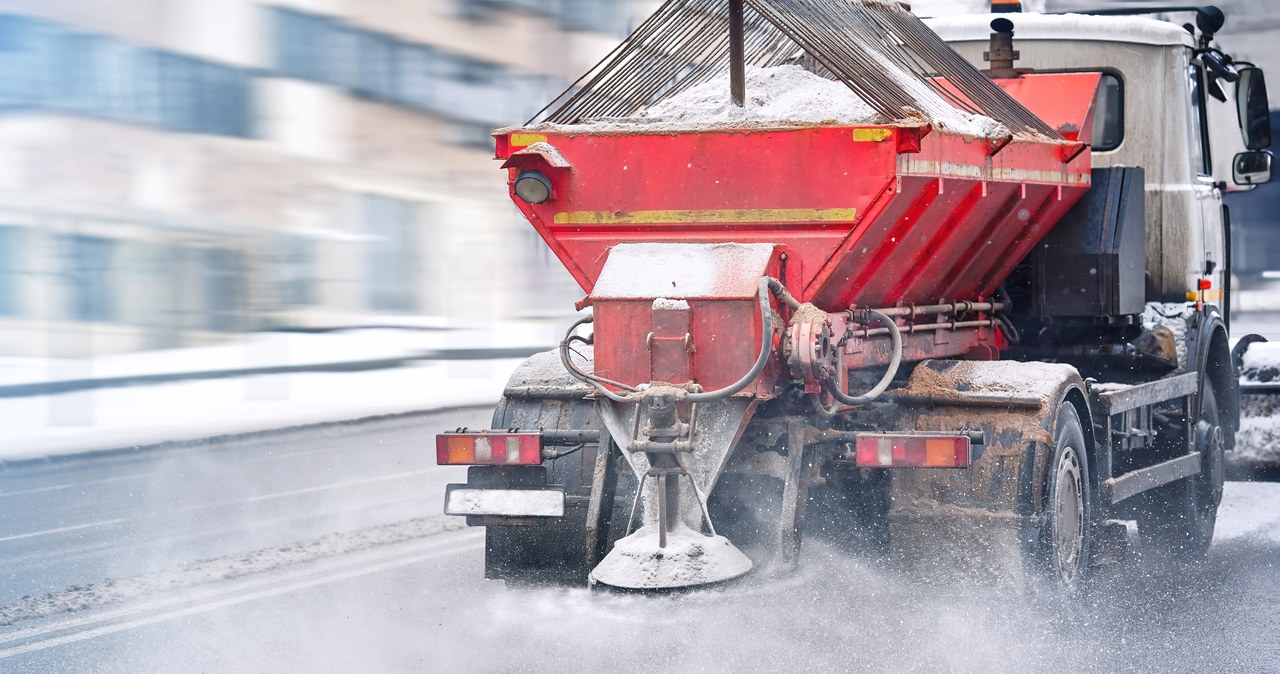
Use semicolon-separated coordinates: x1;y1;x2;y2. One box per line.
0;403;1277;672
0;408;477;608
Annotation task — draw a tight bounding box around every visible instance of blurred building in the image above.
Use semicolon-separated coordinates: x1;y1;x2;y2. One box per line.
0;0;656;357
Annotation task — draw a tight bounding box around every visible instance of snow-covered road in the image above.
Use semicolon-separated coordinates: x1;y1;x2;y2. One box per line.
2;406;1279;672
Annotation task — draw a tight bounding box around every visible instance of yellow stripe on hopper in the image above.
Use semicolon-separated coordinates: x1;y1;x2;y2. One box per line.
552;208;858;225
510;133;548;147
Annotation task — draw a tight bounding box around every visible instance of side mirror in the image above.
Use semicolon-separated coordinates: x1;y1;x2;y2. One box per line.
1236;66;1272;150
1233;150;1272;186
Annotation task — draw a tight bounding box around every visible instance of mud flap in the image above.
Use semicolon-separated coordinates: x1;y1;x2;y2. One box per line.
884;360;1089;583
482;349;633;585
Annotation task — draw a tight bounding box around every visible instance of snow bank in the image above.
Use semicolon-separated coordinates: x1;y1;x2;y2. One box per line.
1241;341;1280;382
1238;340;1280;464
0;516;467;626
0;322;567;460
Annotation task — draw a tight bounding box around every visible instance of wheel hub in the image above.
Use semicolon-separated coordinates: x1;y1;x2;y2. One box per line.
1052;450;1084;583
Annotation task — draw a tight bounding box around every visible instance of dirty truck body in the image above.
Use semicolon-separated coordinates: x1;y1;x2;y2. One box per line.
438;5;1272;590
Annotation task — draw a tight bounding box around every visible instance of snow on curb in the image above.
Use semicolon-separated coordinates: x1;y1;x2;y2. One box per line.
0;360;525;462
1238;340;1280;464
0;516;468;626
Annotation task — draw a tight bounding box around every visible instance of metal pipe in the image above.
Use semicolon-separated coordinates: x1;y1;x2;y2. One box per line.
657;473;668;547
850;319;995;339
870;301;1004;318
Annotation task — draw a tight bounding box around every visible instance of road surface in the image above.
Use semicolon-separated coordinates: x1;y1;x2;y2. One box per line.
1;397;1278;671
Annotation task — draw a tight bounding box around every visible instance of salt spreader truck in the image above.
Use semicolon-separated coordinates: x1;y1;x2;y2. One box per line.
437;0;1275;590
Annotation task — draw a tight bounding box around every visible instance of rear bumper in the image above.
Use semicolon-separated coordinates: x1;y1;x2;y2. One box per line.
444;465;568;526
444;485;565;517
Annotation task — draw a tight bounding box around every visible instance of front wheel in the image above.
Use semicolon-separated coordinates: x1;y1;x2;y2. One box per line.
1137;383;1224;558
1038;401;1093;590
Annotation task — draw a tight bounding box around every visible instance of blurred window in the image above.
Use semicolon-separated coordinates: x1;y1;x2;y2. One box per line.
203;249;244;331
325;22;361;90
129;49;163;125
273;8;328;82
397;44;436;110
276;235;314;307
1189;65;1212;176
196;62;251;137
0;226;19;316
453;122;495;149
158;52;197;132
456;0;500;22
265;7;523;130
0;13;251;137
50;32;104;113
559;0;623;34
62;234;116;323
355;31;397;99
456;56;501;85
1091;72;1123;152
0;15;41;107
363;195;418;312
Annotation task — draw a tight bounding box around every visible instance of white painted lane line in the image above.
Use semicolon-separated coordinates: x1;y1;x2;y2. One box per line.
246;468;438;502
0;519;127;544
1;493;437;569
0;473;151;499
0;538;484;659
0;530;483;648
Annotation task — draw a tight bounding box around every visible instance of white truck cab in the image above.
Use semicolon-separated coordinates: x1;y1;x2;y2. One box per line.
928;9;1272;309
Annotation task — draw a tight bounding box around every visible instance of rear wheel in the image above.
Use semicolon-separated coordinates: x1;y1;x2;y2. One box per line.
483;394;623;585
1137;383;1224;557
1038;401;1093;590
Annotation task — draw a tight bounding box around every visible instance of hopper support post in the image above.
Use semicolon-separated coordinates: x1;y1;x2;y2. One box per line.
729;0;745;107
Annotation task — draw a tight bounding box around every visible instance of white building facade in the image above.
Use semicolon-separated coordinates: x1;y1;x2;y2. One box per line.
0;0;653;357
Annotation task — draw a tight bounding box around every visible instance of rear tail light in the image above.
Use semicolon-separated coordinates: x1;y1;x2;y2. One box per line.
436;431;542;465
854;434;971;468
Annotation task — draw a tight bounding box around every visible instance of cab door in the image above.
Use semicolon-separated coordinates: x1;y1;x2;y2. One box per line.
1189;62;1226;307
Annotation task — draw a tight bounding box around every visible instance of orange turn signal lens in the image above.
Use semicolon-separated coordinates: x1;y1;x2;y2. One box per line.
854;434;971;468
436;432;542;465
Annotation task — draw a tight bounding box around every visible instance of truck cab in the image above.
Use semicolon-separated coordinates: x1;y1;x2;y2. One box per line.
929;10;1270;311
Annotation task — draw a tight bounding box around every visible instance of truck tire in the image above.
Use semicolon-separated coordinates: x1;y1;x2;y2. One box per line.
1038;401;1093;590
483;394;621;586
1137;383;1224;558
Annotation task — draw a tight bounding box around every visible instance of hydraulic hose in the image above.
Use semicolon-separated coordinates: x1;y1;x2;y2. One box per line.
558;277;789;403
824;309;902;406
685;277;779;403
558;314;632;403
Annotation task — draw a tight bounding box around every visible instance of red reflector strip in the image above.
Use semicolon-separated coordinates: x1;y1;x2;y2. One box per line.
435;432;542;465
854;434;971;468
